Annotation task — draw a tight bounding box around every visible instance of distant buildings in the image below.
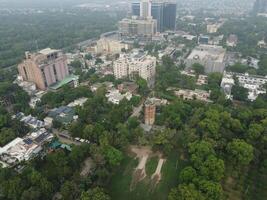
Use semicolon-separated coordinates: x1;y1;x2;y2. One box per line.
185;45;226;73
94;37;129;55
144;98;156;125
174;89;212;102
119;0;176;40
113;52;156;87
118;17;157;39
18;48;70;90
131;0;177;32
227;34;238;47
253;0;267;14
221;71;267;101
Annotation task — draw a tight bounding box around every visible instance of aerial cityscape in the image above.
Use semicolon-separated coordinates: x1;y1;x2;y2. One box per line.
0;0;267;199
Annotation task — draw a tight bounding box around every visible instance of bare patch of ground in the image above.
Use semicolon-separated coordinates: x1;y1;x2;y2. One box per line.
80;157;94;177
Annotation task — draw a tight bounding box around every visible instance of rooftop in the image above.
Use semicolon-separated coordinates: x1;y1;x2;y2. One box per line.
39;48;59;56
49;74;79;90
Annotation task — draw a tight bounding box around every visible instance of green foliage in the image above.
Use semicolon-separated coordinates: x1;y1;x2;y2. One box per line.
226;63;251;73
192;63;205;75
232;85;249;101
70;59;83;68
226;139;254;167
81;187;110;200
0;10;123;68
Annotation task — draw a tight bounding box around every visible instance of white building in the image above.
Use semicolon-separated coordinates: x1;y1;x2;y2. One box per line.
174;89;212;102
185;45;226;73
221;71;267;101
113;52;156;87
94;38;129;54
105;89;132;104
226;34;238;47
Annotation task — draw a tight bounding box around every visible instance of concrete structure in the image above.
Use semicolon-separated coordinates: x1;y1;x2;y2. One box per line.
118;17;157;39
18;48;69;90
113;52;156;87
221;71;267;101
174;89;212;102
227;34;238;47
13;112;45;129
105;89;132;104
0;128;53;167
140;0;152;19
131;0;177;32
144;99;156;125
94;37;129;54
185;45;226;73
207;24;221;33
48;106;77;125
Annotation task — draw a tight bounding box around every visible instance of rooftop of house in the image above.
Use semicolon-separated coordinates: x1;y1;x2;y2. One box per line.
49;74;79;90
187;45;226;63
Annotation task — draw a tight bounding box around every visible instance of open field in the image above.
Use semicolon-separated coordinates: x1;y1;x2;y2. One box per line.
108;147;187;200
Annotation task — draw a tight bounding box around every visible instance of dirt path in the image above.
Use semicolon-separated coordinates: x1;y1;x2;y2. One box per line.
151;159;165;182
130;146;152;190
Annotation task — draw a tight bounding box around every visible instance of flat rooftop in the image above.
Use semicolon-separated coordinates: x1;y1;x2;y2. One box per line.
187;45;226;63
39;48;59;55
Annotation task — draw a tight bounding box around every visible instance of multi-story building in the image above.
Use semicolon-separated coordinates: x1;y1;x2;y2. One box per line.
253;0;267;14
18;48;69;90
94;37;129;54
140;0;152;19
118;17;157;39
144;99;156;125
185;45;226;73
113;52;156;87
221;71;267;101
131;0;177;32
226;34;238;47
174;89;212;102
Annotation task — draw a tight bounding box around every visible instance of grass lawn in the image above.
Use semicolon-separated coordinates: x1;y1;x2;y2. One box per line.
108;151;187;200
146;156;159;176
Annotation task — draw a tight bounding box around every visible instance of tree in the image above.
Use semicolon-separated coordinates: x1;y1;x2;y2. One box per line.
60;181;80;200
192;63;205;75
226;139;254;167
153;129;175;155
81;187;110;200
179;167;197;184
70;59;83;68
102;146;123;167
168;184;205;200
232;85;248;101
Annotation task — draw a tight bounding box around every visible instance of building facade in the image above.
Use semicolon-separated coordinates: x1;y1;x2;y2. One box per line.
131;0;177;32
118;17;157;39
18;48;69;90
185;45;226;73
144;99;156;125
113;52;156;88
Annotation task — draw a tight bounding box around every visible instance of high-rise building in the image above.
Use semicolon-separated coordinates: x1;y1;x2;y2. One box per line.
132;2;141;16
113;52;156;88
131;0;177;32
163;2;177;31
151;2;164;32
140;0;152;19
18;48;69;90
118;17;157;38
144;99;156;125
253;0;267;13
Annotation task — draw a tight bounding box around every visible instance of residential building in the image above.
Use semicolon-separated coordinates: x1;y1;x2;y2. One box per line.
207;24;221;33
221;71;267;101
253;0;267;14
18;48;69;90
13;112;45;129
118;17;157;39
185;45;226;73
227;34;238;47
140;0;152;19
113;52;156;87
174;89;212;102
144;99;156;125
94;37;129;54
67;97;88;107
0;128;53;167
48;106;77;125
105;89;132;104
